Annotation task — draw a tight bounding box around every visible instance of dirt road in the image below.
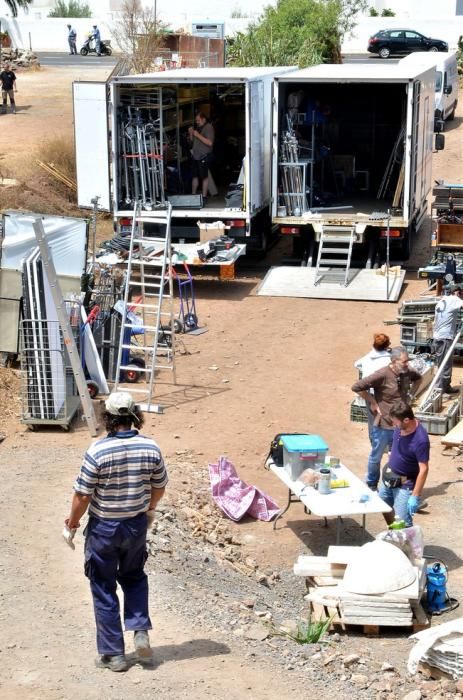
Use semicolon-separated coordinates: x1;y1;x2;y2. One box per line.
0;65;463;699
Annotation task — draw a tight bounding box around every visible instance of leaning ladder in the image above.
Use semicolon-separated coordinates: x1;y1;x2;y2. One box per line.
114;203;176;412
314;225;356;287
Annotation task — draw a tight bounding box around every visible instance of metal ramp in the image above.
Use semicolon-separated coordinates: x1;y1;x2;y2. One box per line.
114;203;176;413
314;225;356;287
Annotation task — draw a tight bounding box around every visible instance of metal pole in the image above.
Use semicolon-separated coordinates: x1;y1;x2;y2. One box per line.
90;196;100;268
386;209;391;300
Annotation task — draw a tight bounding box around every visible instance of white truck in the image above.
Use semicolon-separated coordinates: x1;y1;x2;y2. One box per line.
73;67;294;252
400;52;459;123
271;62;445;266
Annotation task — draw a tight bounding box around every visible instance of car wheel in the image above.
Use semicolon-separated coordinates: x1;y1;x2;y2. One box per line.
379;47;391;59
428;46;439;52
448;105;456;121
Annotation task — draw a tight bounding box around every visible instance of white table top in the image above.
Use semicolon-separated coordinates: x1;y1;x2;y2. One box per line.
269;462;392;518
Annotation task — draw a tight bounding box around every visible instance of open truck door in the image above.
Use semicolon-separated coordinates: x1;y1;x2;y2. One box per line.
247;79;265;215
73;81;111;211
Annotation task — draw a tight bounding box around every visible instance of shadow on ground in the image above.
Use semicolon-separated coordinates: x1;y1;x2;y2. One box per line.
125;638;231;671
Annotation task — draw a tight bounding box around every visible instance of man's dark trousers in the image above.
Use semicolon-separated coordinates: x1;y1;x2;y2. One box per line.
84;513;151;655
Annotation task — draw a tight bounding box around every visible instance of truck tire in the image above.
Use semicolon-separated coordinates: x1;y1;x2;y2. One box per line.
379;47;390;59
80;47;89;56
448;105;456;121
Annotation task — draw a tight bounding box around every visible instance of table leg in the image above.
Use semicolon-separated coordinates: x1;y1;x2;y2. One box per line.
273;488;296;530
336;517;341;545
362;514;366;542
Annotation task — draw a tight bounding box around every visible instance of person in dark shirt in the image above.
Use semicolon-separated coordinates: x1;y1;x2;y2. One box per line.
351;346;422;490
0;63;17;114
378;402;430;527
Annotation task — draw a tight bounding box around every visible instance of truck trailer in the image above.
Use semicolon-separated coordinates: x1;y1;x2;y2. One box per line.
271;63;444;268
73;67;294;252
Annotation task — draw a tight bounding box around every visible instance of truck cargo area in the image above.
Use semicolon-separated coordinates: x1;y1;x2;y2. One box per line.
115;81;247;215
276;81;407;217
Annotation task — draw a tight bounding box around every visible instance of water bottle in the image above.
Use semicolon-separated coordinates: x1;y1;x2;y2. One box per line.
426;562;448;613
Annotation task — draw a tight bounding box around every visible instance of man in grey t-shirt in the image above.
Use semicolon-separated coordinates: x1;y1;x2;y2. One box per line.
188;112;215;199
432;284;463;393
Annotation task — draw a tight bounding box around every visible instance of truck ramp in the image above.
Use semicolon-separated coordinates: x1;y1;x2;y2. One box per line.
256;266;405;302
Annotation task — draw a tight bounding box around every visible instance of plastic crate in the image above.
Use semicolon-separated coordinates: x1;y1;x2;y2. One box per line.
350;397;368;423
415;412;449;436
281;434;328;481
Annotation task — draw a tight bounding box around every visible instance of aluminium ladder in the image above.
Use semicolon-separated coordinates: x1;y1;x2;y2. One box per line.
314;225;356;287
114;203;176;412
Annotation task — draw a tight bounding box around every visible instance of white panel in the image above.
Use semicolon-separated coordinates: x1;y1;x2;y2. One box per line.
73;81;111;211
2;211;87;276
247;81;265;213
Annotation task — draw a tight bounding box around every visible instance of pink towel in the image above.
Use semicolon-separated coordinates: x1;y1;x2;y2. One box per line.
208;456;280;522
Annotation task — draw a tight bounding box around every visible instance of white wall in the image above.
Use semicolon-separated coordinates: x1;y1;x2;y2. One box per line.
342;16;463;53
368;0;459;16
0;16;116;51
0;14;259;51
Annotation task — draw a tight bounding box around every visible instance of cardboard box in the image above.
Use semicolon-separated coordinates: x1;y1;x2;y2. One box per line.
198;220;227;243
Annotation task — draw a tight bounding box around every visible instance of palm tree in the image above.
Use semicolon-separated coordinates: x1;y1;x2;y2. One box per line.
3;0;32;17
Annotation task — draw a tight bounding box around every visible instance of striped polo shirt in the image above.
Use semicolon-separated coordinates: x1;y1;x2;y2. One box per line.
74;430;167;520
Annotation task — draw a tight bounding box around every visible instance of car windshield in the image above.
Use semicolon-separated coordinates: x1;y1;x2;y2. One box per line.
435;71;443;92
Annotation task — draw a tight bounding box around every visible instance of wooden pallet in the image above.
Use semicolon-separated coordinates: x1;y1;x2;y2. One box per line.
309;599;429;636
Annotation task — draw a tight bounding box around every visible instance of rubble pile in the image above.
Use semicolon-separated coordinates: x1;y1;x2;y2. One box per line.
0;367;21;434
148;450;280;587
1;48;40;68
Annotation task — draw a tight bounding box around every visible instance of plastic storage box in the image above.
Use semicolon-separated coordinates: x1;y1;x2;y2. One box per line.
281;434;329;481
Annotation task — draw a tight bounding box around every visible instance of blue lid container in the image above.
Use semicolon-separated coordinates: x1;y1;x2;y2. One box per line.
281;434;329;481
281;435;328;452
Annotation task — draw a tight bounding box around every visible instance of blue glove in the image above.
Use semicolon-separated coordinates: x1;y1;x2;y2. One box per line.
407;495;420;516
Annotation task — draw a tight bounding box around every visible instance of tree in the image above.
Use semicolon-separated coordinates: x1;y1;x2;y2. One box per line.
227;0;368;67
2;0;32;17
112;0;168;74
48;1;92;18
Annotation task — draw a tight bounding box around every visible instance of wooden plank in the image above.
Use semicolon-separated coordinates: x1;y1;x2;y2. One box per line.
306;575;420;602
294;556;346;577
441;417;463;446
342;615;413;626
342;602;411;612
310;575;340;586
410;601;430;631
342;609;413;619
340;598;411;609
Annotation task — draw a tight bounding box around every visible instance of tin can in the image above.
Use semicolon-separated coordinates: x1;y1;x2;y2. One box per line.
318;468;331;495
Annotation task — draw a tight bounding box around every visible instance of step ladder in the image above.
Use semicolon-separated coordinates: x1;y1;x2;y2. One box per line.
114;203;176;413
314;225;356;287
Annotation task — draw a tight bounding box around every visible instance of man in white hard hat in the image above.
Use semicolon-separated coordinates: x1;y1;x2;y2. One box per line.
64;391;167;672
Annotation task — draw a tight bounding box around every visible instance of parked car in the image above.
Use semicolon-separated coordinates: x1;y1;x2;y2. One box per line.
367;29;448;59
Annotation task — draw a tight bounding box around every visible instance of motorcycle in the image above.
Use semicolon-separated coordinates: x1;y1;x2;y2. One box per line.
80;37;112;56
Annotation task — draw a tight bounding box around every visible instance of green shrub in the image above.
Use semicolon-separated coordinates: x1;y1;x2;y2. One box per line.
48;0;92;18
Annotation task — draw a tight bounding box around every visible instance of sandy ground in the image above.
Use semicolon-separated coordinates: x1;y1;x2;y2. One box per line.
0;64;463;699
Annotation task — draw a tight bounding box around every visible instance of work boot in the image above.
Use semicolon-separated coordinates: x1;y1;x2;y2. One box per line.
134;630;151;657
95;654;128;672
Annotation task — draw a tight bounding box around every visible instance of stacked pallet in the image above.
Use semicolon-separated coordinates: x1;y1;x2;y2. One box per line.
294;546;429;634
